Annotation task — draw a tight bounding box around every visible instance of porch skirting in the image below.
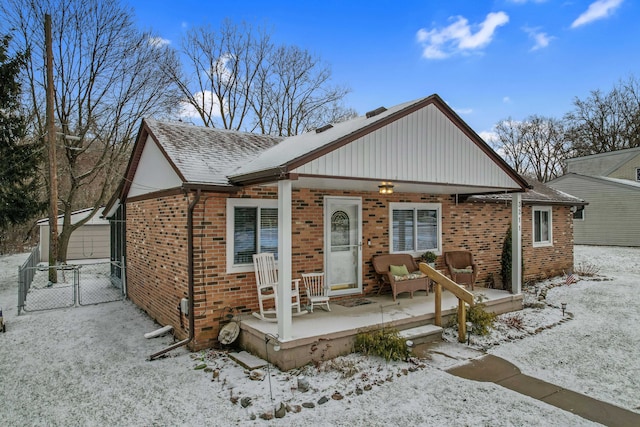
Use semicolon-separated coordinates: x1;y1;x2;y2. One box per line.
239;289;523;371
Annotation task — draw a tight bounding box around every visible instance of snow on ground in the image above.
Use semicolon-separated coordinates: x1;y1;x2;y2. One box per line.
488;246;640;413
0;247;637;426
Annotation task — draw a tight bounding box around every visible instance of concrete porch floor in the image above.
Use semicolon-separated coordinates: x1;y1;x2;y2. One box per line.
238;287;523;370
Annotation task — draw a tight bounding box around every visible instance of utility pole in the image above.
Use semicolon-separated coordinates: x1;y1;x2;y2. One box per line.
45;13;58;284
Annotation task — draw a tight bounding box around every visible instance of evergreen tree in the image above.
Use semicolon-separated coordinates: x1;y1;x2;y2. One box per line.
500;225;513;290
0;34;44;230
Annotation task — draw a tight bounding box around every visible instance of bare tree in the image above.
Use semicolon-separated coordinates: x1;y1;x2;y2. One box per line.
494;116;569;182
254;45;353;136
494;118;530;175
173;20;354;135
3;0;183;262
565;75;640;156
170;19;271;130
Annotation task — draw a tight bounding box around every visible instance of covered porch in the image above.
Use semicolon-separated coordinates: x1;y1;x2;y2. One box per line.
239;286;522;371
228;95;529;356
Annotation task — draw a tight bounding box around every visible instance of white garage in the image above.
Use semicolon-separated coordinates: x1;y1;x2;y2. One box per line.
38;207;110;261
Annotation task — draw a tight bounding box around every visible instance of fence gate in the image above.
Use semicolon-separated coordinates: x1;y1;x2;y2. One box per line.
18;260;124;314
78;262;124;306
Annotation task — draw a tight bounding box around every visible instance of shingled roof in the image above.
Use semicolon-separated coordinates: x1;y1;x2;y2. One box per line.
467;177;586;206
143;119;283;186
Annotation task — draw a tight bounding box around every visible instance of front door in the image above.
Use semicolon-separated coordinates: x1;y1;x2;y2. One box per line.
324;197;362;295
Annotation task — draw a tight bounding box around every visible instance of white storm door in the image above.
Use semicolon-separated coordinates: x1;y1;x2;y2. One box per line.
324;197;362;295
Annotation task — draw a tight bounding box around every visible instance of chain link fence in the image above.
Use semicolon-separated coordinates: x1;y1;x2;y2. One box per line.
18;260;124;314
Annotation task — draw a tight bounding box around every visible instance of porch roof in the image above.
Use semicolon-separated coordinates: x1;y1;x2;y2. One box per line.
229;94;529;195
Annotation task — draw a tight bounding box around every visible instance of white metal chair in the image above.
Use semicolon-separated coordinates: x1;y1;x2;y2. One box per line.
301;272;330;312
252;253;303;321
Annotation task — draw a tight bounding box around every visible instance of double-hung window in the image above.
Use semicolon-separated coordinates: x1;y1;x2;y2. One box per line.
389;203;441;255
227;199;278;273
532;206;553;247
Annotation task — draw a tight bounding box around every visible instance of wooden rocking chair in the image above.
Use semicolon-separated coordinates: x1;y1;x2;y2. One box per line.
252;253;304;322
301;272;330;312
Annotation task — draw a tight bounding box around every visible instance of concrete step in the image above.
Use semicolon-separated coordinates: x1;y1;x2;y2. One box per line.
229;350;268;370
398;324;443;345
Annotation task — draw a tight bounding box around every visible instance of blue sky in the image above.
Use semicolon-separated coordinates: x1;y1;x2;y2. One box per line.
130;0;638;139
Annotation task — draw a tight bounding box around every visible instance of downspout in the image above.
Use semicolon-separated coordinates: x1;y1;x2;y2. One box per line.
149;188;201;360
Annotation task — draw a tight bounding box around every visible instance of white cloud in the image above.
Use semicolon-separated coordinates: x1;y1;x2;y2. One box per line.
571;0;623;28
148;37;171;48
479;130;499;145
503;96;512;104
455;107;473;115
179;90;223;120
209;53;235;84
524;27;555;50
416;12;509;59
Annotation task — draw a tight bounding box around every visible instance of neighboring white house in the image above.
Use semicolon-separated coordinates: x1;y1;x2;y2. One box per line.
548;147;640;247
37;207;110;260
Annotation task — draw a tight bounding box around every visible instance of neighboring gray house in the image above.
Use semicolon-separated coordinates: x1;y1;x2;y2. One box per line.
38;207;110;260
548;147;640;247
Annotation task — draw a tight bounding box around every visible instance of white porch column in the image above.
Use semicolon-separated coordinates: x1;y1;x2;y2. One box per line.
511;193;522;294
277;179;293;340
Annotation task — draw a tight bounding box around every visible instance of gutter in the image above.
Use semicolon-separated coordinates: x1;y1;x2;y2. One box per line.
148;188;201;360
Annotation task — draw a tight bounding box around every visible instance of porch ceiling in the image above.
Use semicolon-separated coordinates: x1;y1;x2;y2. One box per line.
289;175;520;196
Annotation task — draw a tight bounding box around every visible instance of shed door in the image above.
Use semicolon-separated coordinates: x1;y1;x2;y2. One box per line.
324;197;362;295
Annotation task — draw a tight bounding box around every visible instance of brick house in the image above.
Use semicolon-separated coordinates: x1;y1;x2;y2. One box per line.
108;94;583;357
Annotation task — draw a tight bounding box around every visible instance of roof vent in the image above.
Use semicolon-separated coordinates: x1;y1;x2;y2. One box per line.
315;124;333;133
366;106;387;118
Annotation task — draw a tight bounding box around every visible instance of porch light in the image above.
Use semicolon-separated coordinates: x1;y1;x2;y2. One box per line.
378;182;394;195
561;302;567;317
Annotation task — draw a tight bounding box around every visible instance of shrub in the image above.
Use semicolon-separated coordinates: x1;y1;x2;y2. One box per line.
467;298;496;336
501;224;524;290
501;226;513;290
501;313;524;330
574;261;600;277
354;328;410;361
420;251;437;263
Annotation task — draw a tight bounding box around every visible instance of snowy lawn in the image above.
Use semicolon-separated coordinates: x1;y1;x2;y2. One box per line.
0;246;636;426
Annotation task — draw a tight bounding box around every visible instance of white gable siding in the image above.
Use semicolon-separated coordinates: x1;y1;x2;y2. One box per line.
549;175;640;247
294;104;518;189
129;135;182;198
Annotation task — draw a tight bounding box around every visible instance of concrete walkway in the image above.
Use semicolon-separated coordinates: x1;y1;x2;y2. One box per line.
447;354;640;427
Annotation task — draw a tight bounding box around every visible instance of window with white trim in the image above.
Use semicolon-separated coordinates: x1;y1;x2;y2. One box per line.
226;199;278;273
532;206;553;247
389;203;441;255
573;207;584;221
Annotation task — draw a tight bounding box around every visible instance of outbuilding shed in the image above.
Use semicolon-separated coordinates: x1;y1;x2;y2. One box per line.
38;207;110;260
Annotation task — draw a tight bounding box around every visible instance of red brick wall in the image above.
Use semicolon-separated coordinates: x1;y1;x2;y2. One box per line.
126;188;574;350
126;194;190;340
